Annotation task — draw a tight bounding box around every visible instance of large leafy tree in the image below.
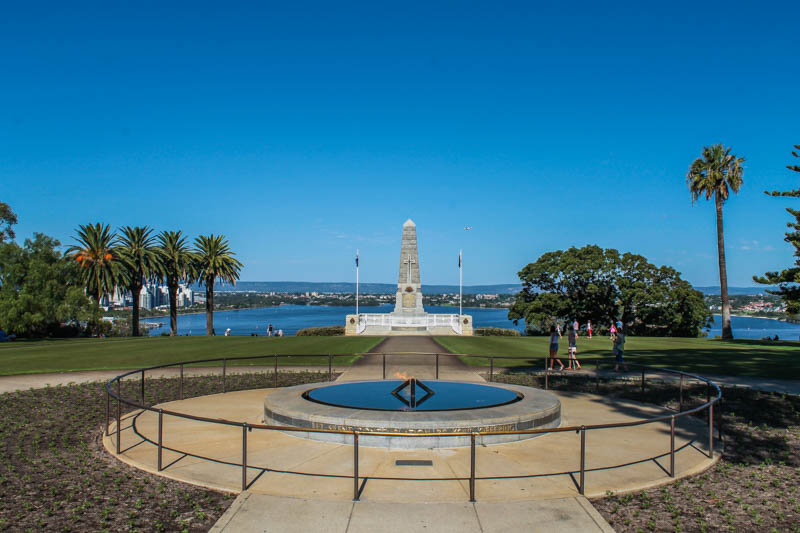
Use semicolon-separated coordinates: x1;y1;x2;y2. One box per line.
117;226;161;336
0;201;17;243
157;230;196;336
193;234;242;335
754;144;800;314
0;234;94;337
67;223;119;304
686;144;744;340
508;245;710;337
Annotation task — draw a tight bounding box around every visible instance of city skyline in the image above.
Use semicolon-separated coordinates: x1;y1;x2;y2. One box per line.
3;2;799;287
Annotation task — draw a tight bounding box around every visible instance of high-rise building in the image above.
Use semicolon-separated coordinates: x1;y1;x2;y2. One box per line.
140;286;153;310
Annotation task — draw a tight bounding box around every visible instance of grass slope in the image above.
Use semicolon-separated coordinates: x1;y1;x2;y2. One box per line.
0;336;384;375
436;336;800;380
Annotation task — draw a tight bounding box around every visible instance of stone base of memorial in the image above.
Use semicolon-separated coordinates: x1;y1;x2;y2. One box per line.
263;380;561;449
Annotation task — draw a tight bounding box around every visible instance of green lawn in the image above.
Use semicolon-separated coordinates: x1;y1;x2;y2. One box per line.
0;336;384;375
436;335;800;380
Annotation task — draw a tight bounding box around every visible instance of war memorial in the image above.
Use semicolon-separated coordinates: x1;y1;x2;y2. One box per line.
345;219;473;336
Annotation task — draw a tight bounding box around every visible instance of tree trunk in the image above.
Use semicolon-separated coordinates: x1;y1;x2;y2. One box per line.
715;193;733;339
168;280;178;336
131;282;142;337
205;277;214;336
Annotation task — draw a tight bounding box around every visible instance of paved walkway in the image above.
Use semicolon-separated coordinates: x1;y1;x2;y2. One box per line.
210;493;615;533
337;336;483;382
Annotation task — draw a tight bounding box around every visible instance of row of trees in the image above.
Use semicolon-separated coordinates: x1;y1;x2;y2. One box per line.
68;224;242;336
508;245;710;336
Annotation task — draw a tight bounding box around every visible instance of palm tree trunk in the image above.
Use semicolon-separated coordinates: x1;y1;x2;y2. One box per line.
205;277;214;336
168;281;178;336
131;283;142;337
715;193;733;339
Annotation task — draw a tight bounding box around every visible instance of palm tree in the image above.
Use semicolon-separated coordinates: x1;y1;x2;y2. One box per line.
117;226;161;336
67;223;119;304
157;230;196;336
193;234;242;335
687;144;745;340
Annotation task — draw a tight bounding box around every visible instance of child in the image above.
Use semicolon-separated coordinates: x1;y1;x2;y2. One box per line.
568;326;581;370
613;322;628;372
548;325;565;371
587;320;593;339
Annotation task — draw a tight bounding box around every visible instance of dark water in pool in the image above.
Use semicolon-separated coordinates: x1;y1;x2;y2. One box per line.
303;380;522;411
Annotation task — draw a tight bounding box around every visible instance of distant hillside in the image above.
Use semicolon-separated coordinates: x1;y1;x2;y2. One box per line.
198;281;521;295
695;286;778;296
194;281;776;296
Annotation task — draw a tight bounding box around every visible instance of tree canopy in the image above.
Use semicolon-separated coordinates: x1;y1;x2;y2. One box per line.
0;201;18;243
754;144;800;314
0;234;94;337
508;245;710;337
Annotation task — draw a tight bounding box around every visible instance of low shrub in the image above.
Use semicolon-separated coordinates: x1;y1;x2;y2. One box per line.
296;325;345;336
474;327;521;337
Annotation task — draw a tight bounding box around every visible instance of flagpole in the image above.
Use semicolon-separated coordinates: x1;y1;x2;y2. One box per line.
355;249;359;316
459;249;462;317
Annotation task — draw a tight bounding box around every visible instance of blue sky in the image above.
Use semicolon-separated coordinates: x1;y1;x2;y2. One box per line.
2;1;799;286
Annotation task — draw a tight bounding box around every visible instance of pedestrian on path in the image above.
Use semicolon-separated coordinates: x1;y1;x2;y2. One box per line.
548;325;565;371
613;322;628;372
568;326;581;370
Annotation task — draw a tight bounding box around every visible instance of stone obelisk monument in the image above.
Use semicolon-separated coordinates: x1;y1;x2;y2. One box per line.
344;219;472;336
394;219;424;316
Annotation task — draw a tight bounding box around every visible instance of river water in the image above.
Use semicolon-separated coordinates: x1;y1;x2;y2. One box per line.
146;305;800;340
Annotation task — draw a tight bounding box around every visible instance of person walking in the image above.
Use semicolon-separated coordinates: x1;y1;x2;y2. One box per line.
613;322;628;372
568;325;581;370
587;320;593;339
548;325;565;371
268;323;273;337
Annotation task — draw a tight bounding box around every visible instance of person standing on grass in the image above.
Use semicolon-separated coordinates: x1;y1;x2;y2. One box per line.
587;320;593;339
573;319;579;334
556;321;562;338
548;325;565;371
268;323;273;337
610;322;616;340
613;322;628;372
568;325;581;370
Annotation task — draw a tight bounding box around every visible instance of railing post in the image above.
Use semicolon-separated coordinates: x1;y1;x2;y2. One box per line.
382;354;386;380
579;426;586;495
105;387;110;436
679;374;683;412
242;424;248;491
353;432;360;501
545;367;549;390
274;354;278;388
708;403;714;458
179;364;184;400
435;353;439;380
641;369;645;400
469;433;476;502
706;383;711;422
669;415;675;477
157;409;163;472
328;353;332;381
140;370;145;404
489;357;494;382
116;380;121;455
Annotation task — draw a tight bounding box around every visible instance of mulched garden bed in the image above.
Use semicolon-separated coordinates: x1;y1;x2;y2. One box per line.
0;371;330;532
496;373;800;533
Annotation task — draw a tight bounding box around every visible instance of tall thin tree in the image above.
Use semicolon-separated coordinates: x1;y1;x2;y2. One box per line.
157;230;196;336
117;226;161;336
686;144;744;340
193;234;242;336
67;223;119;304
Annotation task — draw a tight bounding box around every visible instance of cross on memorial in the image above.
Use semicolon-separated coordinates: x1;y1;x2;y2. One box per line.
403;254;416;283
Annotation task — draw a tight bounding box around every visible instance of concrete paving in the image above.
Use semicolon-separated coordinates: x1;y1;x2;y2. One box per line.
338;336;484;382
209;493;615;533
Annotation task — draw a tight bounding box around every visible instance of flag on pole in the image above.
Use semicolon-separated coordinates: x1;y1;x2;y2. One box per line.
458;250;462;268
355;250;359;267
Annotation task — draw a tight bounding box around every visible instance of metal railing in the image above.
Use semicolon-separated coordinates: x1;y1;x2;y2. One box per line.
105;352;721;501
